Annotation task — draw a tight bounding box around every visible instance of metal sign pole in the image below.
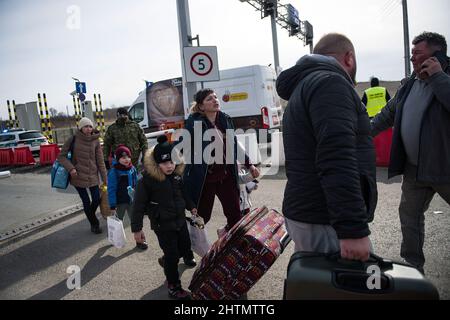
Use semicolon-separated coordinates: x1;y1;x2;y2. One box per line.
270;10;280;74
176;0;198;117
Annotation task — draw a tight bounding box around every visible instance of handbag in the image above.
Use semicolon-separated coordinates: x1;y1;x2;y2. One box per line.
107;215;127;248
187;218;211;257
51;136;75;189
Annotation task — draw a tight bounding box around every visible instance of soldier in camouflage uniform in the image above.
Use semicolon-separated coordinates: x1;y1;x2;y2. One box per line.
103;107;148;169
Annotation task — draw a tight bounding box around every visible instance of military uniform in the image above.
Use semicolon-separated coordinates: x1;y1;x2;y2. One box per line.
103;118;148;167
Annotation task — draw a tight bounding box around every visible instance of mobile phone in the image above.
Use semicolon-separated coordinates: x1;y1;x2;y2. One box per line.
432;50;449;70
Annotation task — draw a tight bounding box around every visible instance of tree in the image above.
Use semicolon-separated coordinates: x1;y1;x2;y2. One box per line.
49;107;58;117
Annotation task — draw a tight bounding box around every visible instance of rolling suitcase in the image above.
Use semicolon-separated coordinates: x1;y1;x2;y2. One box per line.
283;251;439;300
189;206;290;300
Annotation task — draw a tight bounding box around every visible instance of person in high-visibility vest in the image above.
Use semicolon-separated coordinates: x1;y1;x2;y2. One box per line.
361;77;391;118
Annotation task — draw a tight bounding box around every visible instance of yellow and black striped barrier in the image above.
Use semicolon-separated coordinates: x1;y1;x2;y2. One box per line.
72;95;79;128
98;94;105;135
93;94;101;131
12;100;19;128
37;93;48;137
7;100;14;129
43;93;53;143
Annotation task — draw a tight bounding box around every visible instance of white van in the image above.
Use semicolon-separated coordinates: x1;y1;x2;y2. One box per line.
128;65;282;137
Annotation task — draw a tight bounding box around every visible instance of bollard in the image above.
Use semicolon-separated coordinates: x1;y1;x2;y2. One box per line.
72;95;79;128
93;94;101;131
98;94;106;135
43;93;54;143
7;100;14;129
12;100;19;128
38;93;48;138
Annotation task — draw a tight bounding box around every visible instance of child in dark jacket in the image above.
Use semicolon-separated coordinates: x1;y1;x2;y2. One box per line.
107;145;147;250
131;135;197;300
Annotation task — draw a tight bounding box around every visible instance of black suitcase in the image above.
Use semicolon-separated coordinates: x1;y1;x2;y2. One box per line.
283;252;439;300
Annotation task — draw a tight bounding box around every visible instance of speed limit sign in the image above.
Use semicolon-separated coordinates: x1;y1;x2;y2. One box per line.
183;46;220;82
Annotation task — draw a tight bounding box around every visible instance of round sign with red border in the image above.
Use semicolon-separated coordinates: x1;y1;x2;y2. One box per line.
190;52;213;76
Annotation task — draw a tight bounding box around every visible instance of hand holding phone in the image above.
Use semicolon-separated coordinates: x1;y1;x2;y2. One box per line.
420;50;449;79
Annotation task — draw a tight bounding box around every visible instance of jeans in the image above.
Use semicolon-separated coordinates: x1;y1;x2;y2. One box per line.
399;163;450;271
75;186;100;228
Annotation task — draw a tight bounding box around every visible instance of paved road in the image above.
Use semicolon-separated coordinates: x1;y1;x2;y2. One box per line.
0;168;80;236
0;167;448;300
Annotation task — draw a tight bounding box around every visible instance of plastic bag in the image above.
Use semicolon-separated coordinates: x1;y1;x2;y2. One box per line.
187;221;211;257
107;216;127;248
51;159;70;189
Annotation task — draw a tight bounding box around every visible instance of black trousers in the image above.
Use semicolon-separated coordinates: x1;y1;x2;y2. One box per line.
155;223;194;285
75;186;100;228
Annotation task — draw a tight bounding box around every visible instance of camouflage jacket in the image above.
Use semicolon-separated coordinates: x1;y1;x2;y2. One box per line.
103;119;148;167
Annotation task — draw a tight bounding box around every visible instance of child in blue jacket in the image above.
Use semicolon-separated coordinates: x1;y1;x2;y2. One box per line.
108;145;147;250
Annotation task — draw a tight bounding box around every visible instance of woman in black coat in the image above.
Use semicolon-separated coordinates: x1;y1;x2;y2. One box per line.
182;89;260;232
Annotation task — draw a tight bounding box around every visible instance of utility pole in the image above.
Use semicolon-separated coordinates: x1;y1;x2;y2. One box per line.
270;8;280;74
176;0;198;117
402;0;411;77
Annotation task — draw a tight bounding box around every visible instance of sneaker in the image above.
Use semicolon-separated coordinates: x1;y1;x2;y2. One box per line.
168;284;191;300
158;256;165;268
183;257;197;268
90;226;102;234
136;241;148;250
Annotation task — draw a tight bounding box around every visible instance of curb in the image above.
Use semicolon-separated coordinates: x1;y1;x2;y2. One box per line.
0;203;84;248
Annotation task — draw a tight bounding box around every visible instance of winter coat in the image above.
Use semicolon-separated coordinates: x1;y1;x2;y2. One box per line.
130;148;194;232
276;54;377;239
371;69;450;184
103;118;148;167
107;164;138;209
180;111;246;207
58;130;107;188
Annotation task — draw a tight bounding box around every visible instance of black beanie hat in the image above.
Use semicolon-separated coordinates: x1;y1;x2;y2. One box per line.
153;135;173;164
117;107;128;116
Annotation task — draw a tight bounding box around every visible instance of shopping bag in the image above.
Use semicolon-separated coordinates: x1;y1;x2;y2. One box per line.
99;184;112;218
187;221;211;257
107;216;127;248
51;159;70;189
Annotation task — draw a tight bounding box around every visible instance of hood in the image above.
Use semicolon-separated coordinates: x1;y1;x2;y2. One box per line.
75;129;101;141
143;147;185;182
276;54;354;100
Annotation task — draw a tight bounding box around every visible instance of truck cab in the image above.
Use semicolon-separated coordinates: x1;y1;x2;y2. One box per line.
128;65;282;138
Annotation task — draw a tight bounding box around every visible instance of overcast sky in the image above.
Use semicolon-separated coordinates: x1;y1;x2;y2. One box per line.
0;0;448;119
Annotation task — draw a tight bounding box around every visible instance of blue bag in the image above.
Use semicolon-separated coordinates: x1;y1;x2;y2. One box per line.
51;137;75;189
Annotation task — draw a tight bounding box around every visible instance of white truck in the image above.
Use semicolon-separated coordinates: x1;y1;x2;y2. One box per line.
127;65;283;139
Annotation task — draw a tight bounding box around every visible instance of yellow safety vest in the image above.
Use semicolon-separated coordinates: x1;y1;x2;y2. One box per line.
364;87;387;117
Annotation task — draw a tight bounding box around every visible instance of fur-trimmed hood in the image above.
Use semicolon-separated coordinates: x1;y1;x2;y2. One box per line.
143;147;185;182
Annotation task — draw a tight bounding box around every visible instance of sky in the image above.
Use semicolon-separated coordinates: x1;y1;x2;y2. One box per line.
0;0;449;119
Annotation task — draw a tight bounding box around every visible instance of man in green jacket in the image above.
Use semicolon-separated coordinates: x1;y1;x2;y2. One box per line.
103;107;148;169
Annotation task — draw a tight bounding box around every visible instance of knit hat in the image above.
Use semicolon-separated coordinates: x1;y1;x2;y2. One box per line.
79;117;94;129
115;145;131;160
153;135;173;164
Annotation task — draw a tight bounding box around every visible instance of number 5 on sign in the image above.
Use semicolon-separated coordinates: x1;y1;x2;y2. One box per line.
183;46;220;82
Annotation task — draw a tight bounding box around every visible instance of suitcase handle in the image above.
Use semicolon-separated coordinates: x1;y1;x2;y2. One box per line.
327;252;394;269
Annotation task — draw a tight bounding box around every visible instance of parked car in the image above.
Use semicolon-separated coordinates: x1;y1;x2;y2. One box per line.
0;129;48;155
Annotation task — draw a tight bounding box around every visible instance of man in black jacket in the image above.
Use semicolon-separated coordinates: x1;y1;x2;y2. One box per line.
276;33;377;262
371;32;450;273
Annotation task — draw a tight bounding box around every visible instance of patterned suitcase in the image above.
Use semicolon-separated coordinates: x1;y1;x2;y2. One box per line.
188;206;290;300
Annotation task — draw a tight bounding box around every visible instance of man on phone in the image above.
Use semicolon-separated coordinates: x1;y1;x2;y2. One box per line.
371;32;450;273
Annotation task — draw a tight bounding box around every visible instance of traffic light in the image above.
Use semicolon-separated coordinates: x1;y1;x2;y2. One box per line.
262;0;277;18
304;21;314;45
289;24;300;36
